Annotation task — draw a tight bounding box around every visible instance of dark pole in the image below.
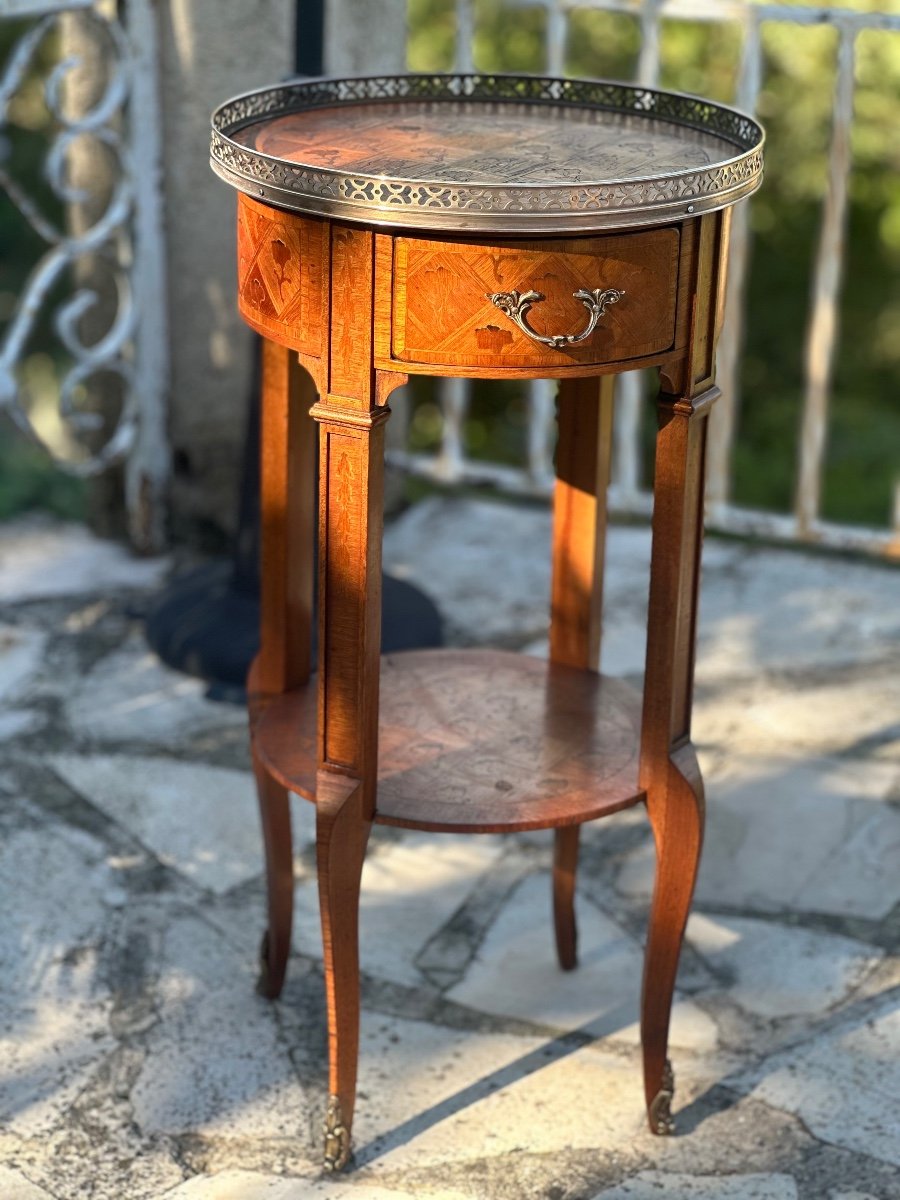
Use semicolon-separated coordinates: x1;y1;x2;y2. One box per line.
295;0;325;76
144;1;441;700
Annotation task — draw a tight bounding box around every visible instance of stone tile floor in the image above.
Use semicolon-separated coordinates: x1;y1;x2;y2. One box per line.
0;501;898;1200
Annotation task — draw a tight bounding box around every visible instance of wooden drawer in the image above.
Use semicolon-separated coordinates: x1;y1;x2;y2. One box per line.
390;228;680;371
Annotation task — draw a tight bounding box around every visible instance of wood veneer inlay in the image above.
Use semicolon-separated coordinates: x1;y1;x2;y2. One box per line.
252;648;645;832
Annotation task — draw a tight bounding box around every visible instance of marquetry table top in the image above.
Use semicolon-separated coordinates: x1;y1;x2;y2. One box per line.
211;73;764;234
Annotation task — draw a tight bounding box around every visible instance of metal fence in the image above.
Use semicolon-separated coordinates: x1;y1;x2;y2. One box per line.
3;0;898;559
389;0;900;559
0;0;168;551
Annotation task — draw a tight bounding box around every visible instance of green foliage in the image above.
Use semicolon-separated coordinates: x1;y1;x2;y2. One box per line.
0;19;64;313
0;18;80;521
3;5;899;530
0;419;85;521
406;375;533;465
408;0;900;529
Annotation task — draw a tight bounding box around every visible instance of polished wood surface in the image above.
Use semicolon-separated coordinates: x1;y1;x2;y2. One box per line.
638;209;727;1136
550;375;614;672
391;229;679;370
238;195;327;356
303;225;407;1170
238;192;700;381
233;99;741;186
253;341;317;996
253;649;644;833
238;186;735;1166
253;747;293;1000
548;374;615;971
258;340;317;695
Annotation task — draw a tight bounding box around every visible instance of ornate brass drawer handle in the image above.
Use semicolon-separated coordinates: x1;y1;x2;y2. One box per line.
486;287;624;350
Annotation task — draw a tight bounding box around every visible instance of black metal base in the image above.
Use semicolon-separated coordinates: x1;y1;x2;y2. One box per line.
144;561;443;703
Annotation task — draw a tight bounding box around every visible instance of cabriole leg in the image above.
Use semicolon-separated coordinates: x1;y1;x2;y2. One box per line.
639;208;728;1133
640;387;715;1134
317;774;371;1171
311;223;406;1170
311;389;387;1168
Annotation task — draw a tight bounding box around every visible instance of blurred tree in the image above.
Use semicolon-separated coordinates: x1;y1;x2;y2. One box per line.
3;3;899;533
407;0;900;529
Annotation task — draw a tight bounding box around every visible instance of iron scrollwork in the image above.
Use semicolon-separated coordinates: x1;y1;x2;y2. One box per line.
0;11;135;468
0;2;168;548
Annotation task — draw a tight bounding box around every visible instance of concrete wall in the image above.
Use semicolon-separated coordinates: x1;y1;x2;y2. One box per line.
157;0;295;547
323;0;408;73
158;0;409;546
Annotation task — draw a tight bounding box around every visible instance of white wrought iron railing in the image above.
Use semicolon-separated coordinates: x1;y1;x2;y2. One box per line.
5;1;896;559
0;0;168;551
390;0;900;559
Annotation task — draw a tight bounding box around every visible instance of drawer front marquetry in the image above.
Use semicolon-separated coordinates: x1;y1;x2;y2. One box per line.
391;229;680;370
237;193;326;356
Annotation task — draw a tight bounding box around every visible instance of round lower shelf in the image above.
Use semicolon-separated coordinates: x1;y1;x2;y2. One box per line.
252;648;645;833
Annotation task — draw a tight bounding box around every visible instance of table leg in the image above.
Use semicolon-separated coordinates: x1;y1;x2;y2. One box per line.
638;208;728;1134
254;339;316;998
639;387;716;1135
549;374;614;970
312;399;394;1169
253;750;294;999
311;222;407;1170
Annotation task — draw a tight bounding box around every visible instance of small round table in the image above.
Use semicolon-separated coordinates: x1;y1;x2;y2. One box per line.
211;73;764;1171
